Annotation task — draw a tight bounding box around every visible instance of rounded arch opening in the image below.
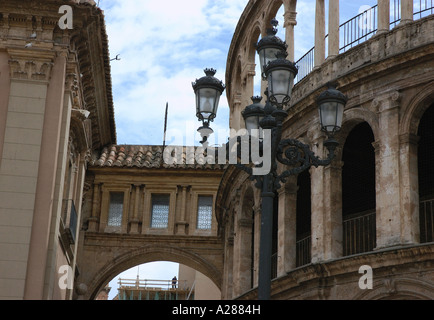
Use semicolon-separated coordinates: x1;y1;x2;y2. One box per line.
341;121;376;256
86;245;222;300
417;102;434;243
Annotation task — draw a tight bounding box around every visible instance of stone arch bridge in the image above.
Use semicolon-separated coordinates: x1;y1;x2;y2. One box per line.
76;145;226;300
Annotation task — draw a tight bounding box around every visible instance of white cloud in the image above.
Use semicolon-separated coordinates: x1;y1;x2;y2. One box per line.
100;0;242;146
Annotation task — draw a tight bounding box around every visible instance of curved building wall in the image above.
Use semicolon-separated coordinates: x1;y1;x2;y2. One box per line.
218;0;434;299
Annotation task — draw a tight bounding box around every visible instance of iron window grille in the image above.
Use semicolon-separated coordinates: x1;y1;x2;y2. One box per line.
151;194;170;229
108;192;124;227
197;196;213;230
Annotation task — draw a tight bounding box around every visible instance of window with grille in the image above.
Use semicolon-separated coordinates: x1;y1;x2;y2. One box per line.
108;192;124;227
151;194;170;229
197;196;213;230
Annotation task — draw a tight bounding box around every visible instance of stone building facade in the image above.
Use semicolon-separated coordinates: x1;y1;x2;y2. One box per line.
0;0;115;299
218;0;434;299
1;0;434;301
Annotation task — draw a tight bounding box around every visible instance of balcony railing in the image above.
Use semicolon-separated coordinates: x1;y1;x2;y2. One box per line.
117;278;191;300
296;234;312;267
420;198;434;243
343;210;376;256
294;1;434;83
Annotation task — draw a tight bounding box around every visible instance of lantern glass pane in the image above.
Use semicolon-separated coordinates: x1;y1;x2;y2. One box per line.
198;87;219;120
245;115;260;132
269;69;292;104
319;102;344;132
259;47;281;72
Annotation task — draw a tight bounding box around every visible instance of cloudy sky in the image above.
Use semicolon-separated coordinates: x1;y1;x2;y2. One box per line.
96;0;379;299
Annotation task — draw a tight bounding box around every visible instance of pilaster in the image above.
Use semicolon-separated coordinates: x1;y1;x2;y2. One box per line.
308;129;326;263
372;90;403;249
277;176;297;276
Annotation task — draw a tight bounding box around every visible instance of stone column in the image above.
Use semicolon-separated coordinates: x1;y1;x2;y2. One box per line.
323;158;344;259
373;91;403;249
277;176;297;277
399;133;420;244
377;0;390;34
252;203;261;287
314;0;326;67
233;217;254;297
283;10;297;62
244;63;256;109
400;0;414;24
231;188;254;297
222;210;234;299
328;0;340;58
309;130;326;263
230;93;243;131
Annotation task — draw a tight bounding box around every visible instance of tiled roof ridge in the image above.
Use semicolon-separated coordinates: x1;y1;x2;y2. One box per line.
90;144;227;170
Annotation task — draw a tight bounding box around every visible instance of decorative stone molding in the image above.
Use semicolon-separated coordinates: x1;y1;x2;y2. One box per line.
372;90;401;113
8;56;54;81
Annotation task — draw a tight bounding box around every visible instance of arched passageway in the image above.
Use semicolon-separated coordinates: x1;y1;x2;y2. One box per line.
418;103;434;243
342;122;376;256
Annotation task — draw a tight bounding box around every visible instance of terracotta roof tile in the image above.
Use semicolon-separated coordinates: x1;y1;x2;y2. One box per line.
90;145;227;170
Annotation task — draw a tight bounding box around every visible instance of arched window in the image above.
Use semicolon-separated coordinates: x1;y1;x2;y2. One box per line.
342;122;376;255
296;170;311;267
418;103;434;243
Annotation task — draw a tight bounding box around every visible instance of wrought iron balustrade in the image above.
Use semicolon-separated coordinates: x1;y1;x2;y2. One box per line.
343;210;376;256
296;233;312;267
294;1;434;83
420;197;434;243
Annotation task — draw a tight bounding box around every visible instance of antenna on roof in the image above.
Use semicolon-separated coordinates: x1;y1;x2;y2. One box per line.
162;102;169;160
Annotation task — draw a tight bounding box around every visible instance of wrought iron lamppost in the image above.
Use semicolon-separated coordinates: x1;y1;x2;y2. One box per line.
192;20;348;301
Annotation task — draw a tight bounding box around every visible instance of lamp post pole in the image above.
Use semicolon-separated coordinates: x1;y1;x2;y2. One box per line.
192;20;348;301
258;172;274;300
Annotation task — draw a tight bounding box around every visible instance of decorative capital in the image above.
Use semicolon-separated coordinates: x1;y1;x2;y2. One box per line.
372;90;401;113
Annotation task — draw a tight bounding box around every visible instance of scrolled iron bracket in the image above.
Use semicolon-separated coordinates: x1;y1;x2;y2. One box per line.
275;138;338;188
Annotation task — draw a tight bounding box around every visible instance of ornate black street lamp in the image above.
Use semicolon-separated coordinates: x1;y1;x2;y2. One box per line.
192;68;226;144
256;18;287;79
193;20;347;301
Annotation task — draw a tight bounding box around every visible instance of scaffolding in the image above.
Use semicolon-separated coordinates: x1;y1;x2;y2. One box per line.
116;277;194;300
